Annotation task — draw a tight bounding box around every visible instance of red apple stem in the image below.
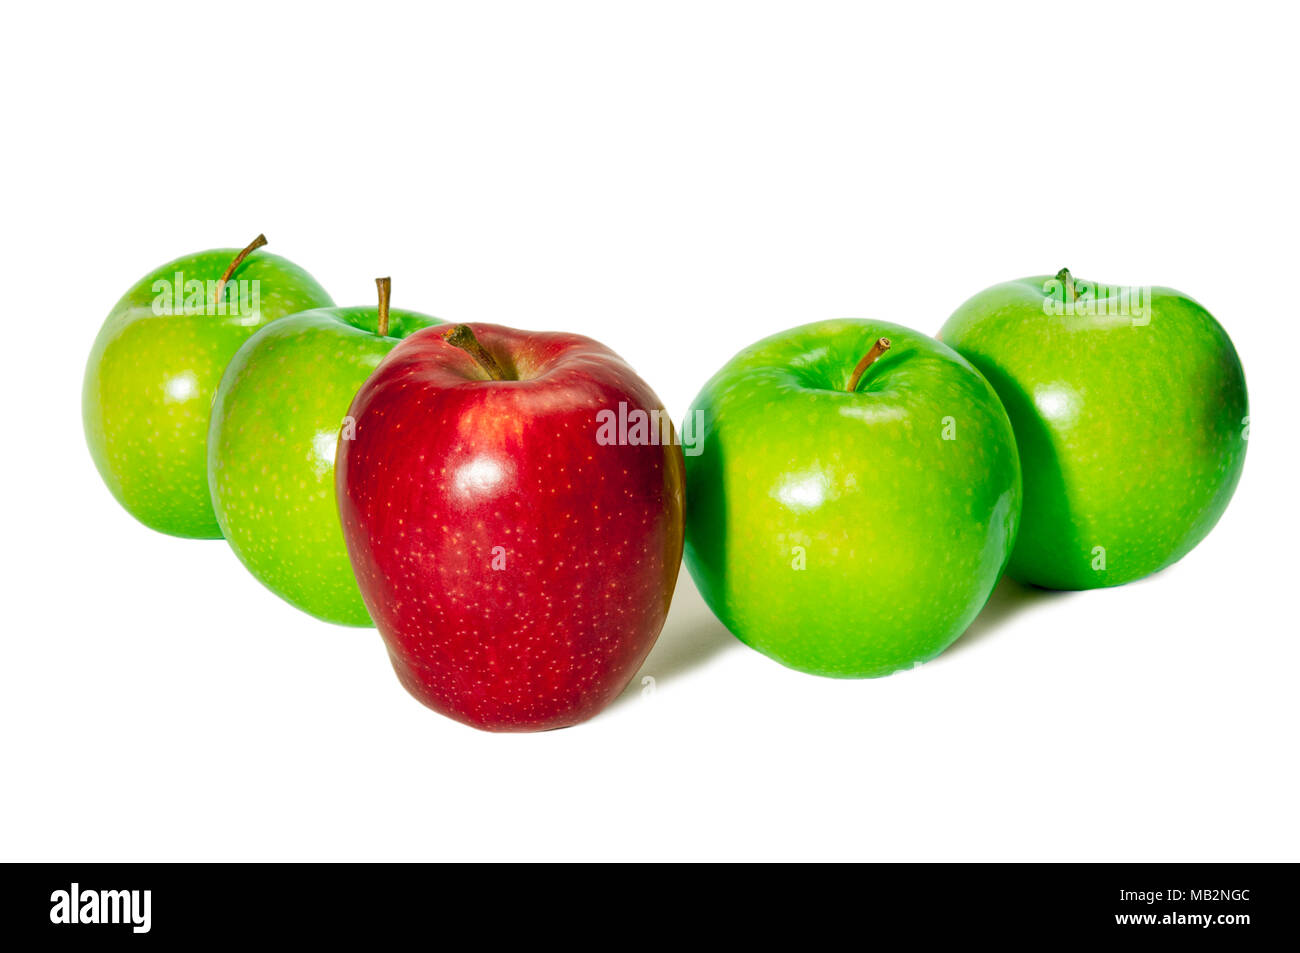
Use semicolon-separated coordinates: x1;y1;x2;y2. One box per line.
375;277;392;337
214;233;268;304
1056;267;1076;302
846;337;891;393
443;325;507;381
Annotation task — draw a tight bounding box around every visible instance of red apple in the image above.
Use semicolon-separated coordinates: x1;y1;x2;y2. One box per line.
336;323;685;732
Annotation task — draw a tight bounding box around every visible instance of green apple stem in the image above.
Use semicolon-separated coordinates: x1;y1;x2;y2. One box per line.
1056;267;1076;302
214;233;268;304
846;337;891;393
375;276;392;336
444;325;507;381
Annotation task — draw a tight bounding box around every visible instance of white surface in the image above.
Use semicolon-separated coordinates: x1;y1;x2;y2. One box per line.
2;1;1296;861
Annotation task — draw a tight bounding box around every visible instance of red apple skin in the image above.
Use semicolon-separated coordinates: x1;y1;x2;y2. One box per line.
337;324;685;732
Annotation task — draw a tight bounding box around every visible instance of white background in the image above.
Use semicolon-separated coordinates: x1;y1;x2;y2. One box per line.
2;2;1296;861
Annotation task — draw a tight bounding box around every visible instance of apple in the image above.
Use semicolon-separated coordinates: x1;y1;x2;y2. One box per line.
208;278;441;626
83;235;334;538
683;319;1021;678
938;269;1249;589
336;323;685;731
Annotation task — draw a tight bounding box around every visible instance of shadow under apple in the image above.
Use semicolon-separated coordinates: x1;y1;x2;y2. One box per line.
944;573;1076;657
615;572;738;706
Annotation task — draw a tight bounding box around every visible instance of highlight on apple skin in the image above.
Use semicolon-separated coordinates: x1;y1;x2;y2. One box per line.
939;270;1248;590
683;318;1023;678
336;322;686;732
83;236;335;538
208;278;442;627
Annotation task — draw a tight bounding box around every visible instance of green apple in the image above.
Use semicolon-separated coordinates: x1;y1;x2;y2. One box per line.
939;269;1248;590
83;236;335;538
208;278;441;626
684;319;1021;677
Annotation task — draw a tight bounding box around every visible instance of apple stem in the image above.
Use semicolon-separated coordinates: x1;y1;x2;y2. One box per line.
214;233;268;304
846;337;892;393
1056;267;1076;302
443;325;507;381
375;277;392;337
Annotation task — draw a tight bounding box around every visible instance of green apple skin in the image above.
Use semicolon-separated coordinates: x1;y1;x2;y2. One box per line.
684;319;1022;678
83;247;334;538
208;306;442;626
939;275;1248;590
